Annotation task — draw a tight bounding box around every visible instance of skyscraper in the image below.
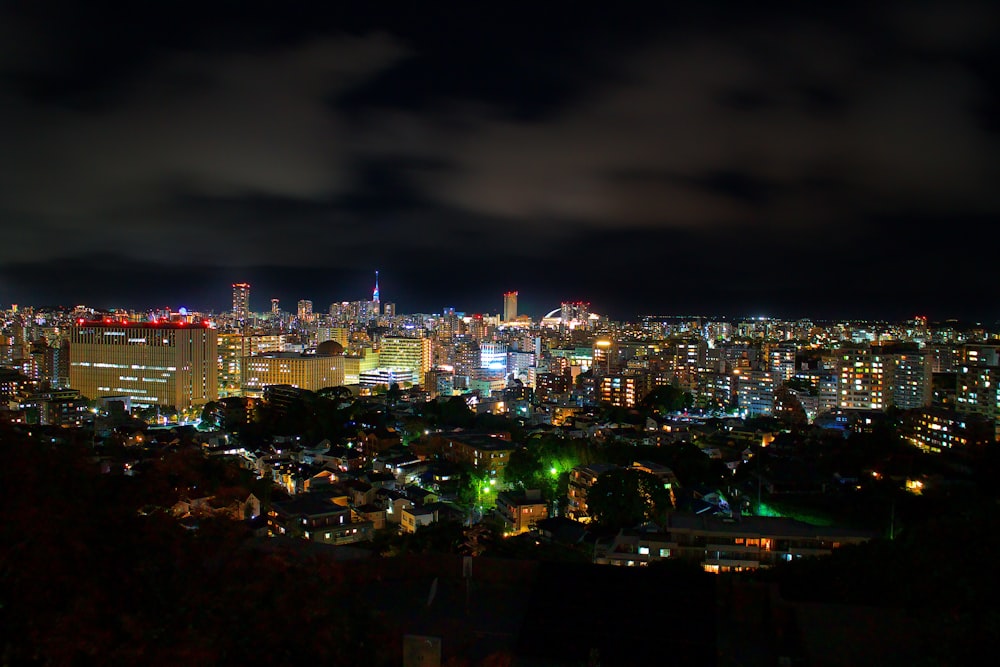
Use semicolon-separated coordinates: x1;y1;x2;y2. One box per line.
503;291;518;322
372;270;381;316
297;300;313;323
232;283;251;321
271;298;280;316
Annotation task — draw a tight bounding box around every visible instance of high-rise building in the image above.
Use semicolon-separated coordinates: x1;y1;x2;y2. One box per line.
218;332;249;398
271;298;280;316
372;270;381;316
837;347;888;411
297;300;313;323
956;364;1000;440
736;370;776;417
503;291;518;322
889;352;933;410
232;283;251;321
599;374;650;408
69;320;218;411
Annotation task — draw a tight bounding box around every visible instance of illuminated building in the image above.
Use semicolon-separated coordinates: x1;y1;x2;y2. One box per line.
218;332;249;397
18;388;90;427
903;407;994;453
592;339;614;375
765;343;797;382
267;495;373;545
69;320;218;410
342;347;379;385
246;334;285;355
955;364;1000;439
242;352;345;397
440;433;514;477
594;513;873;571
297;300;313;323
465;314;489;342
271;298;280;316
479;342;508;373
379;336;432;381
372;270;380;316
507;350;535;382
316;326;350;348
964;344;1000;367
503;291;518;322
567;463;619;523
889;352;933;410
232;283;251;321
599;374;648;408
837;348;888;411
496;489;548;536
736;370;776;417
359;368;414;387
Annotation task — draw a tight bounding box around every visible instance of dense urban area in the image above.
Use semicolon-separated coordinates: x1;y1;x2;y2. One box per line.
2;282;998;666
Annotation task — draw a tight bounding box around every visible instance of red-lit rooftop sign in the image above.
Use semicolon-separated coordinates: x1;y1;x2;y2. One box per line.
74;320;212;329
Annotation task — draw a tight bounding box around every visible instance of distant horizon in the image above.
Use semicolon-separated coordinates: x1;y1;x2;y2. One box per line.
6;293;995;327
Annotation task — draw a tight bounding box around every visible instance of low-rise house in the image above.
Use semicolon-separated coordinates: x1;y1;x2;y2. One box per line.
355;503;387;530
401;506;437;534
376;488;414;525
496;489;549;536
268;494;373;545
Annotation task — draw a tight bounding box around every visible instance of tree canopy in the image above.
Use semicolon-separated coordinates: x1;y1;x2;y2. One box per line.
587;468;673;530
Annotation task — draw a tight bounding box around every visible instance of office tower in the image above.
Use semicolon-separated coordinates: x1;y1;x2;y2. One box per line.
378;336;432;382
69;320;218;411
383;303;396;317
372;270;381;316
503;291;518;322
297;300;313;323
480;342;508;373
232;283;251;321
271;298;280;316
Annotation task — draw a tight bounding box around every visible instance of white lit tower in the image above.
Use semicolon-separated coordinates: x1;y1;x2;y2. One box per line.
372;270;381;317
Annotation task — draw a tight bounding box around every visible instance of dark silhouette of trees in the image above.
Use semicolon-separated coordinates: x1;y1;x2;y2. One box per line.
587;468;672;530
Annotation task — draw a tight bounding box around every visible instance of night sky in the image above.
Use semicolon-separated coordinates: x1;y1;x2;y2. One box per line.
1;2;998;321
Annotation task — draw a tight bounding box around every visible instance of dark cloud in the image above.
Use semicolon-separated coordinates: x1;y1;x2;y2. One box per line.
1;2;998;319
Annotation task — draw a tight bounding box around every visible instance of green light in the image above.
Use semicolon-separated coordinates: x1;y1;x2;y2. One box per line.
550;467;558;476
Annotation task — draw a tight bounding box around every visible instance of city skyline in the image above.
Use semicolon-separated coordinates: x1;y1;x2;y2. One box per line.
1;2;998;320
